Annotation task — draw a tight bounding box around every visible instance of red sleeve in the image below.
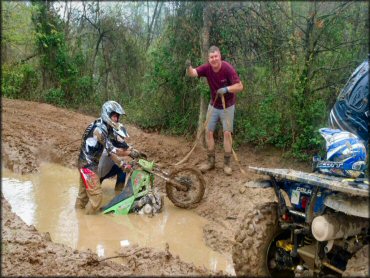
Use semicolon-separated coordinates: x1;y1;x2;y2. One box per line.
225;62;240;84
196;63;209;77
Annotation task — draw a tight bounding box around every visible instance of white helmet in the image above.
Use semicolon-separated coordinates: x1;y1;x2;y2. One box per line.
315;128;367;178
101;101;125;129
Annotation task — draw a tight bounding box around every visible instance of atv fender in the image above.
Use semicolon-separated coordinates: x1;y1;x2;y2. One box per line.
324;193;369;218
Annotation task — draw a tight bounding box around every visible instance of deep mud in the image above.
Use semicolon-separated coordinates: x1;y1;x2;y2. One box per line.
1;98;310;276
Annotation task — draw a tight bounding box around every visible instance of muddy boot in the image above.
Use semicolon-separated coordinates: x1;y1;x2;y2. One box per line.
75;198;87;209
223;152;232;176
114;170;126;193
85;202;99;215
114;182;124;193
199;150;215;173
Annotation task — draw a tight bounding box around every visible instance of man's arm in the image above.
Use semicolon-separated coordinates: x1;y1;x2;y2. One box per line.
225;81;243;94
114;148;131;157
103;140;126;167
109;147;140;172
93;128;132;168
110;146;140;161
217;62;244;95
217;81;243;96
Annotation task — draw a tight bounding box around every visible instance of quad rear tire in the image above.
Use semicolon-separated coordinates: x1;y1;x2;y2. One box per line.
343;245;369;277
232;202;280;276
166;167;205;209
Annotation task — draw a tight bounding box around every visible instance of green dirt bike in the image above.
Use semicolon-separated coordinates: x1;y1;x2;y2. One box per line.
102;154;206;215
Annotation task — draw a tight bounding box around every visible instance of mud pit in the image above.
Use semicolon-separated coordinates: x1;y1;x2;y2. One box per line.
2;164;234;274
2;98;310;276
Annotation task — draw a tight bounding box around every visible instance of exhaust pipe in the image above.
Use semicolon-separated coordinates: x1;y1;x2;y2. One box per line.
311;214;368;241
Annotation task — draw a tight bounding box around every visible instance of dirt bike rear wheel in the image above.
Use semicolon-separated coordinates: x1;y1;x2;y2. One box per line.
166;167;205;209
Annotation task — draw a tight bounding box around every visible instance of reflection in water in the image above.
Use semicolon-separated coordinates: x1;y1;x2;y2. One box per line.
96;244;105;257
2;163;235;274
120;239;130;247
1;177;35;225
2;165;80;248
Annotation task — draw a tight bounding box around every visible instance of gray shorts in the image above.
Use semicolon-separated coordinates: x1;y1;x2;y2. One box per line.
207;104;235;132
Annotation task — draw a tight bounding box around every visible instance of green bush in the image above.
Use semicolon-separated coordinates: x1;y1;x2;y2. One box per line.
2;64;39;99
2;65;23;98
44;88;66;106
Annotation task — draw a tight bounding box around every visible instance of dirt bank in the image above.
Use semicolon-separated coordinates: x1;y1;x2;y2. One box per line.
1;98;310;275
2;196;217;276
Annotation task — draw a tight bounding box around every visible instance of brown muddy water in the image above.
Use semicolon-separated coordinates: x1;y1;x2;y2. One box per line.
2;162;235;274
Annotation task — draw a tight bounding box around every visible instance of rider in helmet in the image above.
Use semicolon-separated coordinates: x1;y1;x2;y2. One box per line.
75;100;140;214
98;124;135;193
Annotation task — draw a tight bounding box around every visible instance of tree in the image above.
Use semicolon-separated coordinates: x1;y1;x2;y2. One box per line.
2;2;36;64
197;3;212;146
145;1;164;51
3;1;368;157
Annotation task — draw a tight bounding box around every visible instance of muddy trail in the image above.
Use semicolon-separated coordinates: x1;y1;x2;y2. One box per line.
1;98;310;276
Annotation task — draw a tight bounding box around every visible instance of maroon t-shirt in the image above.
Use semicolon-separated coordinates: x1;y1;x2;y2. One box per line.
196;61;241;109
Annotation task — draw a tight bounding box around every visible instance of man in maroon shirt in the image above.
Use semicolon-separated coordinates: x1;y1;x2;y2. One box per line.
186;46;243;175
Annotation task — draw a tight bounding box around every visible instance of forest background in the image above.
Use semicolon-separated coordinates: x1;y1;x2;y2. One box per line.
2;1;368;159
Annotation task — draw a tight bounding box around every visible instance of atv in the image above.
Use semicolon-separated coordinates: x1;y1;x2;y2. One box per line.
101;154;206;215
232;166;369;277
233;58;369;277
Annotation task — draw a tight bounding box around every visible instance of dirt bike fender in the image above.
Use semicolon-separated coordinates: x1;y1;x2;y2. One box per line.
131;170;151;195
102;195;136;215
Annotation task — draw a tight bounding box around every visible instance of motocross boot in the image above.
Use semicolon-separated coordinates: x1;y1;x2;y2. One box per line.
85;199;102;215
114;182;124;194
199;150;215;173
75;198;87;209
85;202;97;215
75;179;88;209
114;171;126;192
223;152;232;176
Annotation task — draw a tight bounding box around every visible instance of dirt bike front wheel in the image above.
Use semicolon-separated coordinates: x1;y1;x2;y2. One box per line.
166;167;205;209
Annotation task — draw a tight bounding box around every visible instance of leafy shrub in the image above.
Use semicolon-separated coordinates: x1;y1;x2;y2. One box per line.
2;64;39;99
44;88;66;106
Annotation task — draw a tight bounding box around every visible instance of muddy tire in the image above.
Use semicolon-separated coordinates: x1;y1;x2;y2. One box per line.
232;202;279;276
166;167;205;209
343;245;369;277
